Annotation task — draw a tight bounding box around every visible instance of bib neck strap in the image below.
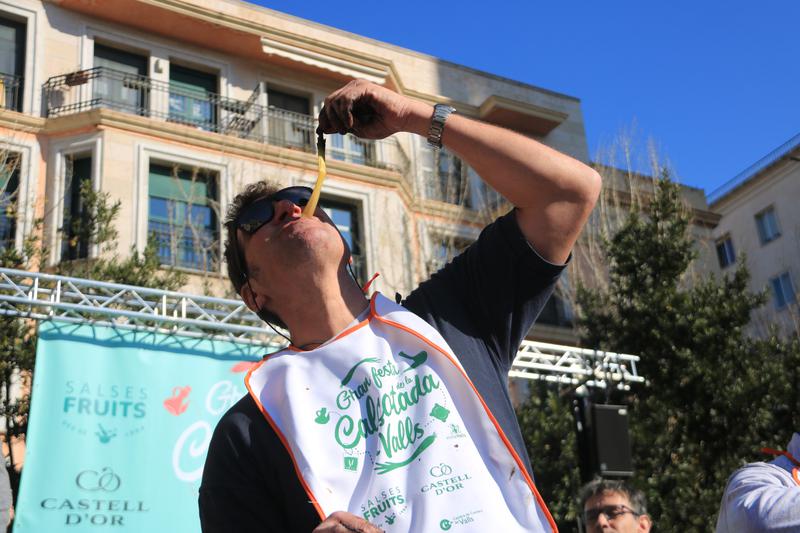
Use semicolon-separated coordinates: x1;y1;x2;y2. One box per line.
761;447;800;468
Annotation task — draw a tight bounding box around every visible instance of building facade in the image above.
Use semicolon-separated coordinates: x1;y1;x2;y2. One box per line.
709;133;800;337
1;0;593;343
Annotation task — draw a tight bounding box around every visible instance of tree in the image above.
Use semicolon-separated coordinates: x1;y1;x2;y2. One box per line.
516;171;799;531
574;173;799;531
517;385;581;528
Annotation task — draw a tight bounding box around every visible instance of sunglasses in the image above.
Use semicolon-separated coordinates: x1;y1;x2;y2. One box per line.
583;504;639;522
235;186;313;234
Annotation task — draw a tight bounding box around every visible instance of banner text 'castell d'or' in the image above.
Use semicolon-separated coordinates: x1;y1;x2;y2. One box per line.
14;320;265;532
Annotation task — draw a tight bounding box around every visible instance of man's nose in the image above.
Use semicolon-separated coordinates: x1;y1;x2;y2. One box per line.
271;199;303;225
595;513;611;528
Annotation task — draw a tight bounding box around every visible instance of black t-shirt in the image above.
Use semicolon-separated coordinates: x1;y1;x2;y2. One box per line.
199;211;565;532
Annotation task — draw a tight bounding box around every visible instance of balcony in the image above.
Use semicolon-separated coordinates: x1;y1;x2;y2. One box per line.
0;73;23;112
42;67;409;173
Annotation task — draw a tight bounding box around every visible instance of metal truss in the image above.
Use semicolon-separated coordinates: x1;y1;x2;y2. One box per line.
0;267;642;389
511;340;644;390
0;267;275;348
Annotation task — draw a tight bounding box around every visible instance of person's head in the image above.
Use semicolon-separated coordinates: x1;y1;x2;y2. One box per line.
223;181;352;330
579;479;652;533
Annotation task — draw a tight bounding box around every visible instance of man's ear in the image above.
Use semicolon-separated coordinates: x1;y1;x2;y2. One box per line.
239;283;260;313
637;514;652;532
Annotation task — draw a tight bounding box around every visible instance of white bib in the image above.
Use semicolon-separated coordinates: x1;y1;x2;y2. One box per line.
245;293;556;532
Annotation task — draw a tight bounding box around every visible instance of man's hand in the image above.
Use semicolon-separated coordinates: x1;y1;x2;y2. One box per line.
313;511;384;533
317;79;431;140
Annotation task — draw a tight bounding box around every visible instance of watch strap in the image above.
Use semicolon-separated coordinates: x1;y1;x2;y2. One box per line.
427;104;456;148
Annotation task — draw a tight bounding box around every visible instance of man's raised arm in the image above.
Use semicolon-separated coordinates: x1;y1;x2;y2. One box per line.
318;79;601;264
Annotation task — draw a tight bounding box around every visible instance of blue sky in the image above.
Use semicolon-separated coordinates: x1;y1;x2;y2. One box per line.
251;0;799;196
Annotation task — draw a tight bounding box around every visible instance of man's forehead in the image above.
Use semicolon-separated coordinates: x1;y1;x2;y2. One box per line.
585;490;631;508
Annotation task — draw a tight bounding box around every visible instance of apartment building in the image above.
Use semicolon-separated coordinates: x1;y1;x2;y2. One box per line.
709;133;800;337
0;0;595;343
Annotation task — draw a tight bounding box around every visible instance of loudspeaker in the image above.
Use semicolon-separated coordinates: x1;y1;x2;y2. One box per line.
574;399;634;481
591;404;634;477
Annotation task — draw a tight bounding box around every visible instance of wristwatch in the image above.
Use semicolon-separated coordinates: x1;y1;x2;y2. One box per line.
427;104;456;149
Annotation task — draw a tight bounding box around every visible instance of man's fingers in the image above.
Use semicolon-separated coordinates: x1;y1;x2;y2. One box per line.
318;80;400;139
318;105;345;135
332;97;354;132
312;511;383;533
317;111;332;135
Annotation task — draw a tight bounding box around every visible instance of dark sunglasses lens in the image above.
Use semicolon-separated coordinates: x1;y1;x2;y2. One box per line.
237;198;275;234
274;186;312;207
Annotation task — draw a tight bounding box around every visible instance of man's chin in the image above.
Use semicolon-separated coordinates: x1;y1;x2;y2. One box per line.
280;232;343;266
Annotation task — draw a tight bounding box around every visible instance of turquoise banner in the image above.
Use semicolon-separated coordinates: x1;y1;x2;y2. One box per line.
14;320;268;532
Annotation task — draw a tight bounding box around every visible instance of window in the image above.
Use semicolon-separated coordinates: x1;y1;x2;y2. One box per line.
267;88;309;115
169;65;217;130
0;154;20;249
148;163;218;271
0;15;26;112
61;155;92;261
329;134;376;166
420;145;470;206
771;272;796;310
93;44;148;114
266;88;312;150
320;199;364;283
715;236;735;269
755;206;781;245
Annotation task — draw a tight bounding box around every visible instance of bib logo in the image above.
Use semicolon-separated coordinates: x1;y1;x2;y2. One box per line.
324;351;442;474
163;386;192;416
39;467;149;526
422;463;473;496
360;486;406;523
62;381;147;443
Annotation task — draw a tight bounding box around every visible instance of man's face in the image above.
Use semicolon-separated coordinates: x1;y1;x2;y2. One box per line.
238;195;348;315
583;491;651;533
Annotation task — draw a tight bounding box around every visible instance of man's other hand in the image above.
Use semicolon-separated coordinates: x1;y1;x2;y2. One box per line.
313;511;384;533
317;79;430;140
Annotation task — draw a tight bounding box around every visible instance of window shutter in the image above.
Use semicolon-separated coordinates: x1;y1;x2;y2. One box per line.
148;164;208;206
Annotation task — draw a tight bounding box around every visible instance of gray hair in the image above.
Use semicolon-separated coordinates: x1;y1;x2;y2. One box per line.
579;478;648;516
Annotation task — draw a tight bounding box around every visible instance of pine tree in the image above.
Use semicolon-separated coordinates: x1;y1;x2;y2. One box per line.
517;172;799;531
576;172;799;530
517;385;581;528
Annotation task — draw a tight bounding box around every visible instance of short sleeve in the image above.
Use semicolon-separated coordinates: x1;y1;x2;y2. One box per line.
405;210;567;368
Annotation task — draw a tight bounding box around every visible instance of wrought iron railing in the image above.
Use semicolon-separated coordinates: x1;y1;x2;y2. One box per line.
42;67;409;174
0;72;23;112
148;221;218;272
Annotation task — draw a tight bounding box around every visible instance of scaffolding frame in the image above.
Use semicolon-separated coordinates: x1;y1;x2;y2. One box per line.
0;267;643;389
